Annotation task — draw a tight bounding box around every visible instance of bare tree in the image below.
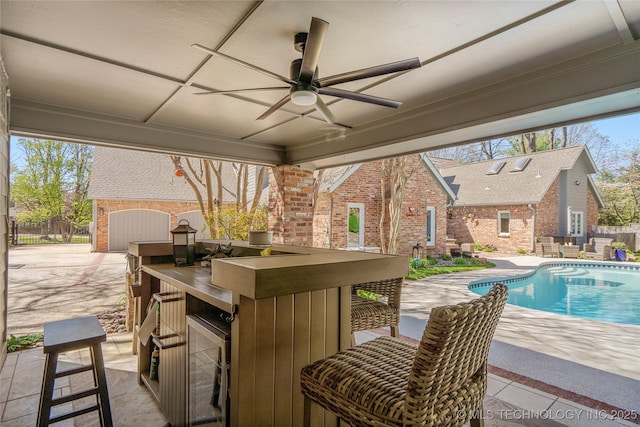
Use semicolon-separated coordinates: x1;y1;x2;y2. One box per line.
379;155;419;254
171;156;268;238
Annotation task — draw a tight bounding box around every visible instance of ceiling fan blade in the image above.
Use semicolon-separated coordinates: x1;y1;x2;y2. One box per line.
299;17;329;83
316;57;421;87
193;87;288;95
313;97;336;125
256;94;291;120
192;44;295;85
319;87;402;108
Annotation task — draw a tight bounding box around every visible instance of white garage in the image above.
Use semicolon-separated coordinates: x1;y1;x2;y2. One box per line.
108;210;170;252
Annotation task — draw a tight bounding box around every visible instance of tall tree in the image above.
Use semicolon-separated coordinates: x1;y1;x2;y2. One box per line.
170;156;268;239
11;138;93;242
379;155;419;254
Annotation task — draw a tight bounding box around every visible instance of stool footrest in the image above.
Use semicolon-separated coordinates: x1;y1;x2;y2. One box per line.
55;364;94;378
51;387;99;406
49;404;100;424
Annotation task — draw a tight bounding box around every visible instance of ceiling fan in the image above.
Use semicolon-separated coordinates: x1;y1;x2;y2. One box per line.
192;17;421;125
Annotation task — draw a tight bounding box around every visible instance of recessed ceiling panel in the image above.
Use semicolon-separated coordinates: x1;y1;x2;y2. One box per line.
0;0;253;80
2;38;178;120
151;86;300;139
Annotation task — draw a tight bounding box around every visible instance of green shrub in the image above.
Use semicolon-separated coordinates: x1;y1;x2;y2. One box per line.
453;257;467;265
7;332;44;352
516;248;527;255
424;256;438;266
410;258;425;269
474;243;484;251
441;254;452;261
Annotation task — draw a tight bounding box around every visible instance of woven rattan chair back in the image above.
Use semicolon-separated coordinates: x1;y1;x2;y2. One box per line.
350;277;403;343
301;283;508;427
404;283;508;425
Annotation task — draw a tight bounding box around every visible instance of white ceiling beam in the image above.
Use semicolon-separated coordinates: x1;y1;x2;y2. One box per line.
604;0;635;44
9;100;285;165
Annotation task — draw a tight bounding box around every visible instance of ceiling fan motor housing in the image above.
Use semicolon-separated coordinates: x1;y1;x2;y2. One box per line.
294;32;308;53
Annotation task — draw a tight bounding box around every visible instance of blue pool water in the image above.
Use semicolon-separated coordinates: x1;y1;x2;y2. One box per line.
469;261;640;326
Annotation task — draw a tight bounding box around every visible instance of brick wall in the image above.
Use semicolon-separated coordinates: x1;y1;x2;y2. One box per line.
268;165;315;246
445;179;565;253
586;188;599;236
536;179;560;237
447;205;534;253
313;156;450;257
93;199;203;252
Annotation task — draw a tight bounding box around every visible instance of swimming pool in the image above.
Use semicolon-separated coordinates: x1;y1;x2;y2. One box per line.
469;261;640;326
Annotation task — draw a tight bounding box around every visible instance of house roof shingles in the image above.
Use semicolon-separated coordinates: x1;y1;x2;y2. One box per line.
88;146;237;202
436;146;595;207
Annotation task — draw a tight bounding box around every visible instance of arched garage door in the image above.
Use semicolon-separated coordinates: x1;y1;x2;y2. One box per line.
108;210;170;252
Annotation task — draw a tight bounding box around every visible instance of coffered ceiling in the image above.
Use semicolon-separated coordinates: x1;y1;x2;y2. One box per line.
1;1;639;168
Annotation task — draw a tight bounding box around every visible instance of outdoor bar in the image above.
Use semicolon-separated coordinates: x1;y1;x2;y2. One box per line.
128;240;407;427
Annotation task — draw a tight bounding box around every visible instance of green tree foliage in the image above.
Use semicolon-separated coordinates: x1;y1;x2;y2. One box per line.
11;138;93;242
597;143;640;225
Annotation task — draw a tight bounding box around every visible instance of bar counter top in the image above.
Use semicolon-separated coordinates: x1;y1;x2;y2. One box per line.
130;240;408;300
140;263;233;313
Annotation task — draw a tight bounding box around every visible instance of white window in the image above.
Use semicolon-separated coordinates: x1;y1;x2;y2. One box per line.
571;211;583;237
498;211;510;236
347;203;364;247
426;207;436;246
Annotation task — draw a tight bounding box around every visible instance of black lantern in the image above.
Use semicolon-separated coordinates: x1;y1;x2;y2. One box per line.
171;219;197;266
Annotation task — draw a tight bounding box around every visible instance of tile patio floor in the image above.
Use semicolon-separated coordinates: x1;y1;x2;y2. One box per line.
1;331;638;426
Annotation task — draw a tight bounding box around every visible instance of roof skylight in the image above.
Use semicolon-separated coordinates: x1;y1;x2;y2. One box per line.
486;161;506;175
510;157;531;172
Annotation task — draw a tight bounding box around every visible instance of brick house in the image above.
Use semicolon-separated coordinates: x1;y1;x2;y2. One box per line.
313;154;456;256
437;145;604;253
88;147;263;252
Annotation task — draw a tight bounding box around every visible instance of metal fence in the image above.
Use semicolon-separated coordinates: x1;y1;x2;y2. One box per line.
10;221;91;245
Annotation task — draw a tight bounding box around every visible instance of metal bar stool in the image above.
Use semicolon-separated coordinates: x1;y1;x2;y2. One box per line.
37;315;113;427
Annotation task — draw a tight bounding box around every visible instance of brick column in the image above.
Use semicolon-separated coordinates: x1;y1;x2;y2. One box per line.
268;165;314;246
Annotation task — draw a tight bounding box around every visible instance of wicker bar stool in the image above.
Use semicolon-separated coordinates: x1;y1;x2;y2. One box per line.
302;283;508;427
350;277;403;345
37;316;113;427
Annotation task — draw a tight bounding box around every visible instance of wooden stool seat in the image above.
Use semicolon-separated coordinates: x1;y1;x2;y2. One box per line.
37;316;113;427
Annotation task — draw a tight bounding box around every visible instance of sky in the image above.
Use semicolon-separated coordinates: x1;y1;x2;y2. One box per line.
591;112;639;150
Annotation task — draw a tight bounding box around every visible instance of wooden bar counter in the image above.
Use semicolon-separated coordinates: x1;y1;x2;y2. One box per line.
129;240;407;427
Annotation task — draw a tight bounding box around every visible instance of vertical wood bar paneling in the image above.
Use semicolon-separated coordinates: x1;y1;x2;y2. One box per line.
323;288;340;427
254;297;276;423
233;295;256;426
339;286;352;351
274;294;294;426
228;285;352;426
292;292;311;424
158;281;185;426
309;290;327;427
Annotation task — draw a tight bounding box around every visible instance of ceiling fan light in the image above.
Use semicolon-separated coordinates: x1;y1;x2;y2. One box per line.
291;90;317;106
